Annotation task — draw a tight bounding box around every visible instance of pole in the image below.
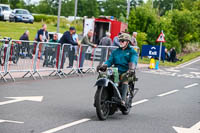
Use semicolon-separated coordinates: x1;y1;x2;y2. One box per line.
74;0;78;21
158;30;164;62
57;0;62;33
159;42;162;62
126;0;130;20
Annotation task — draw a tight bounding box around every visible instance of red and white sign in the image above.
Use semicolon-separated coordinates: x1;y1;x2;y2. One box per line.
156;32;166;42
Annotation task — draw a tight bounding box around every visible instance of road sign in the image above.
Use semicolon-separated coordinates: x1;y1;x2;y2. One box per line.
156;32;166;42
141;45;165;60
0;96;43;106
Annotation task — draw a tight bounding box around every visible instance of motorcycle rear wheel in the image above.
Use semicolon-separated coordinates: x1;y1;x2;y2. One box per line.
95;86;110;120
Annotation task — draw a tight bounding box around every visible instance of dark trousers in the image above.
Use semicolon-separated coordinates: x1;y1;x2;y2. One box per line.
79;52;86;68
68;46;75;67
43;47;56;66
99;47;107;65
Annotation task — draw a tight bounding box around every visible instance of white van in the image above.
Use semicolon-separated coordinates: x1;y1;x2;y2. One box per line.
0;4;11;21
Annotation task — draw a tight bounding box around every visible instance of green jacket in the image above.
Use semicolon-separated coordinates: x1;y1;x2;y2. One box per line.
81;35;95;52
105;44;138;74
47;39;59;48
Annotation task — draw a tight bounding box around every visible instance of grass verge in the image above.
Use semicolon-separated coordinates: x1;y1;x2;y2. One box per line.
0;21;82;40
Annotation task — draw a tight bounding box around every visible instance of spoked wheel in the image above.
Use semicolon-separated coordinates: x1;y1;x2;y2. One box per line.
95;86;110;120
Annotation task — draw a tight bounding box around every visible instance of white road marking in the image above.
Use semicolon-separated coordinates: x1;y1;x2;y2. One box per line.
187;68;199;71
0;96;43;106
177;57;200;68
184;83;199;88
0;119;24;124
165;68;180;72
41;118;90;133
157;90;179;97
131;99;149;107
173;121;200;133
190;72;200;75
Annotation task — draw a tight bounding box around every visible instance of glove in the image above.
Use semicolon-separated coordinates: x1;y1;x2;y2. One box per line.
128;69;135;77
96;64;108;72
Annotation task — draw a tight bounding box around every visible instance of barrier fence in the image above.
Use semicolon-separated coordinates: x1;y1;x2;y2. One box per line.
0;39;140;82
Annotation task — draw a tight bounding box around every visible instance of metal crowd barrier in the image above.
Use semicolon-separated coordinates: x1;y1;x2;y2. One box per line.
0;39;140;82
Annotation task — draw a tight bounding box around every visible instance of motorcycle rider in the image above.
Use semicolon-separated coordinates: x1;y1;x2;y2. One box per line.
97;33;138;106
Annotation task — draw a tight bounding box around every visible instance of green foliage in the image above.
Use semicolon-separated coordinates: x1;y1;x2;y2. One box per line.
136;32;148;50
128;0;200;53
33;14;57;24
128;4;160;45
77;0;99;17
99;0;127;19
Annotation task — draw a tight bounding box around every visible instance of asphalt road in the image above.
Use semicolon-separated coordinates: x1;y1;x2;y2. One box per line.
0;58;200;133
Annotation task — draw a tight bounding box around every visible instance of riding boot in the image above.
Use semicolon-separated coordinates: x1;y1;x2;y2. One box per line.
121;84;128;102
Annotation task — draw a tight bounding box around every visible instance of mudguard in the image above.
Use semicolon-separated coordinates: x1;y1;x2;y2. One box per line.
95;78;122;100
95;78;109;87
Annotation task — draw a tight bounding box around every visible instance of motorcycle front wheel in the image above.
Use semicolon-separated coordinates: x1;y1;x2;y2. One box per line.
95;86;110;120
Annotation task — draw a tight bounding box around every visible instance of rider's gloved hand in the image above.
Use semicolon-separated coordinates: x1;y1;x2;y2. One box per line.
96;64;108;72
128;69;135;77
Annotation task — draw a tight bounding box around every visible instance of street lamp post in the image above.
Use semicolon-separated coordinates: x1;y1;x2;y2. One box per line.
57;0;62;33
74;0;78;21
126;0;130;20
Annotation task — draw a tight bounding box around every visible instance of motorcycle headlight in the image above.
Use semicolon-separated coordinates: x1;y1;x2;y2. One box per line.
107;69;113;76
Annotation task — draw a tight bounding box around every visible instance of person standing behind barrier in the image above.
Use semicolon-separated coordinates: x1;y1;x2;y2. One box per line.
80;30;97;73
43;33;59;67
19;30;32;58
112;32;121;47
72;30;80;62
37;24;49;60
99;32;112;65
131;32;137;46
59;27;78;69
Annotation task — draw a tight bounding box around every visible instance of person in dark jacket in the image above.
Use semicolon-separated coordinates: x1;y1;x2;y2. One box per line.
59;27;78;69
36;24;49;60
19;30;32;58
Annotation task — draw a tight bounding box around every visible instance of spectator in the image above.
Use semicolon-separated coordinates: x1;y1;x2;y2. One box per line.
79;30;97;73
37;24;49;42
170;47;183;63
19;30;32;58
112;32;121;47
165;48;170;61
59;27;78;69
132;32;137;46
72;30;80;60
37;24;49;60
43;34;58;67
99;32;112;65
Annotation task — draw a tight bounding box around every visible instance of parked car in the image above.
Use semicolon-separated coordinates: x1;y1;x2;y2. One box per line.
0;4;11;21
0;7;4;20
9;9;34;23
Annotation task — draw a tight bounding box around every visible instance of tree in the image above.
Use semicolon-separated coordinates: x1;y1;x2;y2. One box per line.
77;0;99;17
0;0;8;4
128;3;160;44
99;0;127;19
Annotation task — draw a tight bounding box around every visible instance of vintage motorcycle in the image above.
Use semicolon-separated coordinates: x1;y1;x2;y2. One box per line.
94;67;139;120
